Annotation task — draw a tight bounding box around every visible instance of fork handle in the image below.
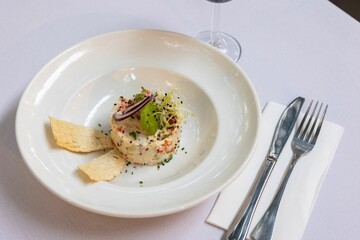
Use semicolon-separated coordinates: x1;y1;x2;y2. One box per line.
225;157;276;240
250;154;300;240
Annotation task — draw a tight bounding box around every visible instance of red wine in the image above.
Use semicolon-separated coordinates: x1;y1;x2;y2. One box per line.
207;0;232;3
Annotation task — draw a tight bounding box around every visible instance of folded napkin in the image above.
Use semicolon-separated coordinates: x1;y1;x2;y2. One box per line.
206;102;344;240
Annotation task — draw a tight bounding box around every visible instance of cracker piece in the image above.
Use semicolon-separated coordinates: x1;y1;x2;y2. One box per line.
49;116;113;152
78;149;126;181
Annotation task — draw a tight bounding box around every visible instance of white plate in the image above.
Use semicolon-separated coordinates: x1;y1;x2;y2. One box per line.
16;29;261;217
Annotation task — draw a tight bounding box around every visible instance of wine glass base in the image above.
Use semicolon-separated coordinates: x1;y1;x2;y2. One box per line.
196;31;241;62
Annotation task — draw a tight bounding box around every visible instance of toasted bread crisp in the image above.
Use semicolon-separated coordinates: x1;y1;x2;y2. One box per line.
49;116;113;153
78;149;126;181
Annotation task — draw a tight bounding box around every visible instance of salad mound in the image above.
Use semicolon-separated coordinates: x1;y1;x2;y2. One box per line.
110;87;186;165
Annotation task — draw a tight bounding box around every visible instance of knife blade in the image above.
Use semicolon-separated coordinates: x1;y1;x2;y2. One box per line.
225;97;304;240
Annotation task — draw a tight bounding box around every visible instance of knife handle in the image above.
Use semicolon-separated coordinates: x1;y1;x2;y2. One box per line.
250;155;299;240
225;157;276;240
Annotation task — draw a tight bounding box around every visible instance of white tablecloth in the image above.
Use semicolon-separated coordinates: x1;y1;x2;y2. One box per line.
1;0;359;239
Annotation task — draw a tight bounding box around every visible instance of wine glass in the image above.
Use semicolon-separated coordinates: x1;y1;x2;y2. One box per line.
196;0;241;62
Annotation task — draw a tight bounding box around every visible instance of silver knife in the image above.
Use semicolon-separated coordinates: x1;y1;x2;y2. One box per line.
225;97;304;240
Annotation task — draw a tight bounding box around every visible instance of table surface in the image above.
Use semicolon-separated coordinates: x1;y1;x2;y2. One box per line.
1;0;359;239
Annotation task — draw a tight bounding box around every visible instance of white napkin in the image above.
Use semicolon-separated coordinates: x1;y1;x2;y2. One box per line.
206;102;344;240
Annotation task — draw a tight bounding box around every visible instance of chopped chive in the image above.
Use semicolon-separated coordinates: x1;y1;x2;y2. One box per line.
129;131;137;140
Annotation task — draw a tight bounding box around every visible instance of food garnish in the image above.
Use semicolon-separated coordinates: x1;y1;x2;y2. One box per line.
112;93;154;121
78;149;126;181
49;116;113;152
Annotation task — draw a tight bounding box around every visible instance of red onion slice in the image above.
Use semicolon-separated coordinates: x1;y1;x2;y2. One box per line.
113;94;154;121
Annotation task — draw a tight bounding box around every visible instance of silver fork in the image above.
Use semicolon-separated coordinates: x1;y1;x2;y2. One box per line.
250;101;328;240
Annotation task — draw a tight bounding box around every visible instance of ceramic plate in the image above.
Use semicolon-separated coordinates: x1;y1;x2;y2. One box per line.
16;30;260;217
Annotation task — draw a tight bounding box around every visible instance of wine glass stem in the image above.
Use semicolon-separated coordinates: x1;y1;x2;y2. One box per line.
210;3;221;46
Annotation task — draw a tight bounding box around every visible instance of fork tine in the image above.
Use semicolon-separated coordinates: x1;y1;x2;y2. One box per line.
311;104;328;144
305;103;323;141
300;101;318;139
295;100;313;137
